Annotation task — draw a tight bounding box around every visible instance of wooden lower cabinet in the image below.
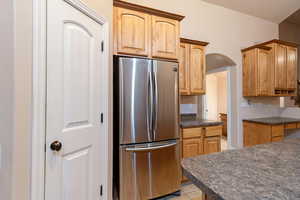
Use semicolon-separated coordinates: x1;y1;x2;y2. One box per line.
181;125;221;182
243;122;284;147
182;138;203;158
204;137;221;154
272;136;284;142
285;123;297;130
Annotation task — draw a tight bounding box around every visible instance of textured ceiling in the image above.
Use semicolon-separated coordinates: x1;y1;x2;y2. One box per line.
202;0;300;23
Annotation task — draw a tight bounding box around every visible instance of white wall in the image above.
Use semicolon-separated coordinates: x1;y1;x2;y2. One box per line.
124;0;279;147
0;1;14;200
12;0;33;199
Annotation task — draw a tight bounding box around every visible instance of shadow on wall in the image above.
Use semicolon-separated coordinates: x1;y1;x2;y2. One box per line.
206;53;236;72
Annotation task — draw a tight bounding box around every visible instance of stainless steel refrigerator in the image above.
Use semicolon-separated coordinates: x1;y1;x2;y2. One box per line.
113;56;181;200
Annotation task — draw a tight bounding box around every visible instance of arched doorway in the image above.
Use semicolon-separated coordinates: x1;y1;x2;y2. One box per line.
204;53;236;150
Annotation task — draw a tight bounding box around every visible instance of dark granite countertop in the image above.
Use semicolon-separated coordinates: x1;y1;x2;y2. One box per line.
243;117;300;125
180;114;223;128
182;139;300;200
181;120;223;128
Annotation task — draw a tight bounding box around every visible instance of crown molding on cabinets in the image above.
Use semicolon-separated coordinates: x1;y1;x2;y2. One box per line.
242;39;299;52
180;38;209;46
261;39;299;48
241;45;271;52
113;0;185;21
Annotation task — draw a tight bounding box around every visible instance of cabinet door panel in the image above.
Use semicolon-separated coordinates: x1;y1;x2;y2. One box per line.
182;138;203;158
204;137;220;154
243;122;272;147
271;125;284;137
152;16;179;59
190;45;206;94
275;45;287;89
287;47;297;89
115;8;150;56
258;49;271;96
179;43;190;95
243;50;257;96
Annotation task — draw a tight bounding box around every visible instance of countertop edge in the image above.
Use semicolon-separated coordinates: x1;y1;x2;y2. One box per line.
182;167;224;200
180;121;224;129
243;119;300;125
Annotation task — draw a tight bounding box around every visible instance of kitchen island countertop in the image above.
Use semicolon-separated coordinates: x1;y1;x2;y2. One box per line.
243;117;300;125
182;138;300;200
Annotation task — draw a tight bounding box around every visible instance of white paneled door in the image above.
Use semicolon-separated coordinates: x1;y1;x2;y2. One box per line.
45;0;106;200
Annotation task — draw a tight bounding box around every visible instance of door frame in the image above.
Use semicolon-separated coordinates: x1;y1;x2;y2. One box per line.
204;66;234;149
31;0;110;199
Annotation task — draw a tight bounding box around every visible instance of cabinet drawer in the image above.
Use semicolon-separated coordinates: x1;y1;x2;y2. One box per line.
272;136;284;142
182;128;203;139
271;125;284;137
297;123;300;128
204;126;222;137
285;123;297;130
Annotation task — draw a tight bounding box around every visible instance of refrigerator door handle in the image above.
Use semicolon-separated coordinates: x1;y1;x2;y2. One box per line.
125;141;177;152
147;68;154;140
153;62;158;139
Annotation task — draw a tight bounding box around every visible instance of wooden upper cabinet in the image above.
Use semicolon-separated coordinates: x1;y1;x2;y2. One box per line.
275;44;287;89
179;43;190;95
113;0;184;59
151;16;179;59
258;49;271;95
190;44;206;94
179;39;208;96
242;39;298;97
115;7;150;56
243;49;258;96
287;46;297;90
242;47;272;97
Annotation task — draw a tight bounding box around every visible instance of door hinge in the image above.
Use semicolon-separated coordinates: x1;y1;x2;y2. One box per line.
101;41;104;52
100;113;104;124
100;185;103;196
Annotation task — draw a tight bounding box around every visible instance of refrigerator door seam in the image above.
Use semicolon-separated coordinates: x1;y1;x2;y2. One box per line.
119;59;124;143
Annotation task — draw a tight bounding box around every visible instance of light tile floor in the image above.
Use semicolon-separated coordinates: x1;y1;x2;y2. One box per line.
221;136;228;151
155;183;203;200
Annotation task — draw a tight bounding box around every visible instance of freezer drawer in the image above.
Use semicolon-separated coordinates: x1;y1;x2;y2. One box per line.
119;140;181;200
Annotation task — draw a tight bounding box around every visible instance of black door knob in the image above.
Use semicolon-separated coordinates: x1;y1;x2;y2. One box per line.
50;141;62;152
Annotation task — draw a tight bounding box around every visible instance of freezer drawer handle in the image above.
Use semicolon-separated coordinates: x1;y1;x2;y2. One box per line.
125;142;177;152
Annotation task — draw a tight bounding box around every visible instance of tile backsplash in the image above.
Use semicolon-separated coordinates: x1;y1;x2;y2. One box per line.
180;96;199;114
180;104;198;114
